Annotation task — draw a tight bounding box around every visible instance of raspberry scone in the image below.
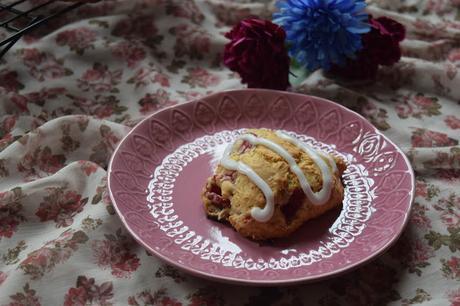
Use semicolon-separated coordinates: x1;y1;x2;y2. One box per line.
201;129;347;241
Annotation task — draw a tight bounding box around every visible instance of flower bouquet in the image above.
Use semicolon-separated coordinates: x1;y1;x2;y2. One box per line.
223;0;406;90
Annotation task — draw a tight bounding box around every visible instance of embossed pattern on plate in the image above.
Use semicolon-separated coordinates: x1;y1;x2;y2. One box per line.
108;89;414;285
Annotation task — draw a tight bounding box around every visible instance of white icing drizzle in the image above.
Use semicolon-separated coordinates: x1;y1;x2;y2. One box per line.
220;140;275;222
219;131;338;223
320;151;338;174
275;131;335;202
277;132;338;173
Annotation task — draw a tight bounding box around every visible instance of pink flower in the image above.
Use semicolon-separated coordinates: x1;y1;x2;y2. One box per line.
10;94;29;112
184;67;220;88
78;161;99;176
111;252;140;278
0;217;20;238
415;180;428;198
92;240;113;267
56;27;97;54
111;41;146;68
153;73;170;87
128;68;170;88
0;134;13;150
447;288;460;306
57;192;86;227
26;87;66;104
0;195;25;239
78;63;122;93
19;49;69;81
65;276;113;306
180;91;203;101
188;292;221;306
160;297;182;306
138;90;177;115
212;4;251;27
35;189;87;228
411;128;458;147
21;48;44;66
0;271;7;285
446;115;460;129
64;287;87;306
359;100;378;117
75;1;116;16
448;48;460;62
167;0;204;24
2;115;16;134
447;257;460;279
425;0;452;14
112;15;158;38
434;194;460;228
410;203;432;229
7;284;41;306
128;67;151;87
172;24;210;59
67;95;124;119
0;70;23;92
91;230;140;278
94;105;114;118
39;148;65;174
20;247;52;267
395;101;413;118
441;211;460;228
413;95;435;107
409;239;435;265
438;169;460;181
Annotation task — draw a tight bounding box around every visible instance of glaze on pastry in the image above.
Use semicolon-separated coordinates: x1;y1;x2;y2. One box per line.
201;129;347;240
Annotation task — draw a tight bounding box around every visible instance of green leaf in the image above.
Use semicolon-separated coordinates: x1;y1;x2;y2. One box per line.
288;64;310;87
166;59;185;73
104;234;116;241
114;105;128;114
72;231;89;243
99;124;111;137
425;231;443;250
11;293;25;301
92;193;102;204
11;186;22;198
18;134;29;146
89;20;109;28
106;204;116;215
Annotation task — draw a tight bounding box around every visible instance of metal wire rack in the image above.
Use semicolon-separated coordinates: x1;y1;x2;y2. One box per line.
0;0;84;58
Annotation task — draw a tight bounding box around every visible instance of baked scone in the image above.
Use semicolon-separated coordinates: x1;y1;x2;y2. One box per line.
201;129;347;240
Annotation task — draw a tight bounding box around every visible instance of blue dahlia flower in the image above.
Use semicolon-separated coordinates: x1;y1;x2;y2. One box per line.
273;0;370;71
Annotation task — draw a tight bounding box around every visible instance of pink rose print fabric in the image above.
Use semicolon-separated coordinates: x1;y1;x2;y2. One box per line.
0;0;459;305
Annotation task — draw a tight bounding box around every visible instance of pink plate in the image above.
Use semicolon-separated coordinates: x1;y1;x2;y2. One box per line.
108;89;414;286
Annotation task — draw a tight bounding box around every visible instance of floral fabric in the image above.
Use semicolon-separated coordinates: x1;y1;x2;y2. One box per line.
0;0;459;305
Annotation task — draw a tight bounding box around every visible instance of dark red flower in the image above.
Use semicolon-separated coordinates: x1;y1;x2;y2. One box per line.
223;18;290;90
330;16;405;80
64;287;87;306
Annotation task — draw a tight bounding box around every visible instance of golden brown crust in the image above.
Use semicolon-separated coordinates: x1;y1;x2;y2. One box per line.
201;129;346;240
